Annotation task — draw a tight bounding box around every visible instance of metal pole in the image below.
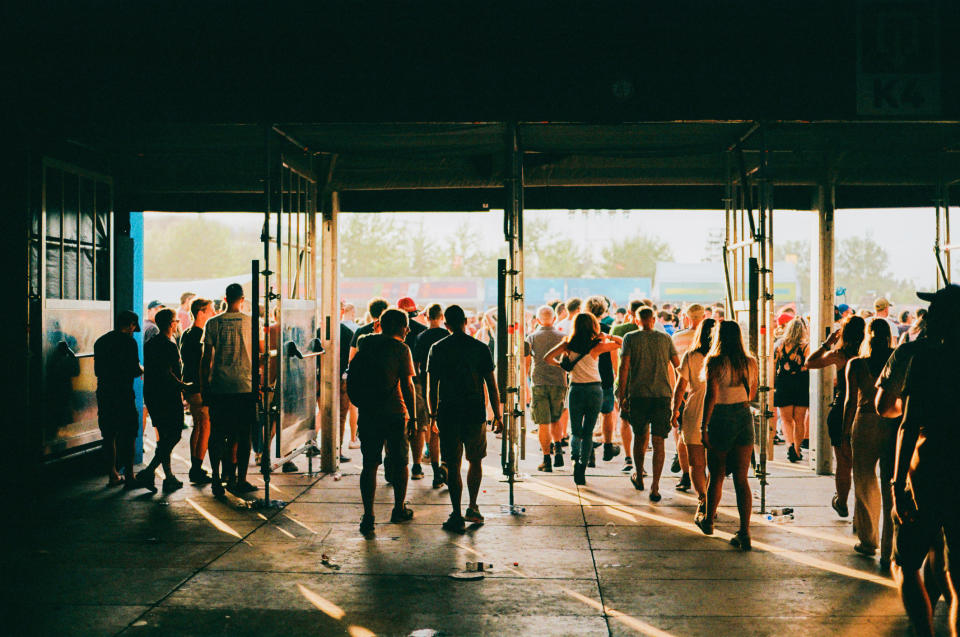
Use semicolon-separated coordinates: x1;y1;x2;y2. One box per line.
319;190;341;474
253;260;269;504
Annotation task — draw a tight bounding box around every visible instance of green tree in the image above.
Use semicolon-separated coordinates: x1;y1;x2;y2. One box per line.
524;217;594;277
337;215;408;277
597;233;673;278
145;215;261;280
835;233;916;308
437;222;501;278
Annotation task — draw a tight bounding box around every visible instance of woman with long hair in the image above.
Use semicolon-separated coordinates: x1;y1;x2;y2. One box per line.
806;315;866;518
696;321;758;550
774;318;810;463
545;312;621;485
844;318;898;566
671;317;715;520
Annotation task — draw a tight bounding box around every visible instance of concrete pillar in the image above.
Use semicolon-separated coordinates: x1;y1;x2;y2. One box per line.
809;184;835;475
318;190;341;473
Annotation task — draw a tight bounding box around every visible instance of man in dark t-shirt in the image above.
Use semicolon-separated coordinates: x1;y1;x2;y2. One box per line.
135;309;190;494
890;285;960;635
427;304;502;532
355;309;417;536
348;296;390;361
94;310;142;488
398;297;429;480
413;303;449;487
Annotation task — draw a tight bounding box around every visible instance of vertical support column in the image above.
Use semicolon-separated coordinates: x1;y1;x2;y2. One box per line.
319;190;341;474
502;123;525;505
810;183;835;475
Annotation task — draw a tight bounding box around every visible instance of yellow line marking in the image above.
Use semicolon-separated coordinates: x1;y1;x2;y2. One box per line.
564;588;677;637
185;498;242;538
297;583;345;619
284;514;317;534
273;524;296;539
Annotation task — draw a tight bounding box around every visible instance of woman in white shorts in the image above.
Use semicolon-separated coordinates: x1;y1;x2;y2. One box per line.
672;318;715;522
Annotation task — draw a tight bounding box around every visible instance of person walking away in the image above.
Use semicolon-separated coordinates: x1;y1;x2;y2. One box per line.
586;296;621;465
349;297;390;362
349;309;418;536
874;297;899;339
672;318;715;521
413;303;450;487
341;302;359;332
135;309;191;493
671;303;705;492
199;283;257;498
890;284;960;636
774;318;810;463
398;297;429;480
545;313;621;486
843;318;898;564
525;305;568;472
180;297;215;484
617;307;679;501
613;300;644;474
94;311;143;488
177;292;196;333
697;320;759;550
427;305;503;531
806;315;866;518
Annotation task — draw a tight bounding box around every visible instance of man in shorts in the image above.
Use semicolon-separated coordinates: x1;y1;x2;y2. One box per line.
617;306;680;502
398;297;429;480
354;308;418;536
613;299;644;474
428;305;502;532
525;305;566;472
93;311;142;488
200;283;257;498
890;285;960;636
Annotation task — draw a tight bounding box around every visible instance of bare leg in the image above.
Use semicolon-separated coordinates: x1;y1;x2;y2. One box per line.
103;432;121;482
781;408;797;454
834;440;853;507
560;408;569;439
349;403;359;443
466;460;482;510
778;408;793;449
411;427;426;465
677;436;690;475
539;420;554;455
360;465;377;518
447;451;464;518
705;448;728;523
650;435;665;496
728;444;754;534
621;419;633;459
633;427;649;478
894;564;935;637
391;463;409;511
688;443;707;499
792;407;808;455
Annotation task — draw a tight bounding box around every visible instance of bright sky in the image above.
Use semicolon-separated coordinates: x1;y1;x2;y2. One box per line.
180;208;943;290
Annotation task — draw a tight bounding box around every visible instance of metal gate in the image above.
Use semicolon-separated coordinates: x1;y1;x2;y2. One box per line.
722;142;774;512
33;159;113;458
261;152;321;470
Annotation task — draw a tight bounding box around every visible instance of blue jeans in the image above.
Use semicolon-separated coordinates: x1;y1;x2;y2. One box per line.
568;383;603;464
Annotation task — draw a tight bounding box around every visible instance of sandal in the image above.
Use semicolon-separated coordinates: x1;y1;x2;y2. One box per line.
630;472;644;491
831;494;849;518
695;515;714;536
390;504;414;523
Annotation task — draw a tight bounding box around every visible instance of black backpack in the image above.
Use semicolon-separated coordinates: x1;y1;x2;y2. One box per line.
346;342;395;410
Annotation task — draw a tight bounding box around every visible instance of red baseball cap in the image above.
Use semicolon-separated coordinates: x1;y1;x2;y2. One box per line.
777;313;793;327
397;297;419;316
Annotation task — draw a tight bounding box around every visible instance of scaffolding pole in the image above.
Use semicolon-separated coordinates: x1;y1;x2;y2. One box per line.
500;123;525;513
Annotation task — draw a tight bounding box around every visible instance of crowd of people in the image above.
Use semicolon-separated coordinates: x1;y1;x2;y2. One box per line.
93;284;958;635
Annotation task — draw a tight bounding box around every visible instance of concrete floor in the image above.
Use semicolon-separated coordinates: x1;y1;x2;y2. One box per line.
4;423;948;636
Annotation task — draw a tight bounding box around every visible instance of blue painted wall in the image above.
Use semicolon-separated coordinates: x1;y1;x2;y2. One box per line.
130;212;145;464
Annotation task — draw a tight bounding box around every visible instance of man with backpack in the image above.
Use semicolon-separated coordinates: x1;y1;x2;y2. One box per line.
347;308;418;537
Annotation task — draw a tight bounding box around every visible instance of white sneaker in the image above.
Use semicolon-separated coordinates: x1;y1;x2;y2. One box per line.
348;439;361;449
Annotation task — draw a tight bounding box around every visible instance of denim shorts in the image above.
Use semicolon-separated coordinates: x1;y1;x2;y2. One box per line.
600;386;615;415
706;403;754;452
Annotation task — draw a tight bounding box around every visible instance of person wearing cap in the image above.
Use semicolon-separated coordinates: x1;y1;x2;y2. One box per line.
397;297;429;480
874;297;899;343
144;300;164;343
837;304;854;320
94;311;143;488
884;285;960;635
